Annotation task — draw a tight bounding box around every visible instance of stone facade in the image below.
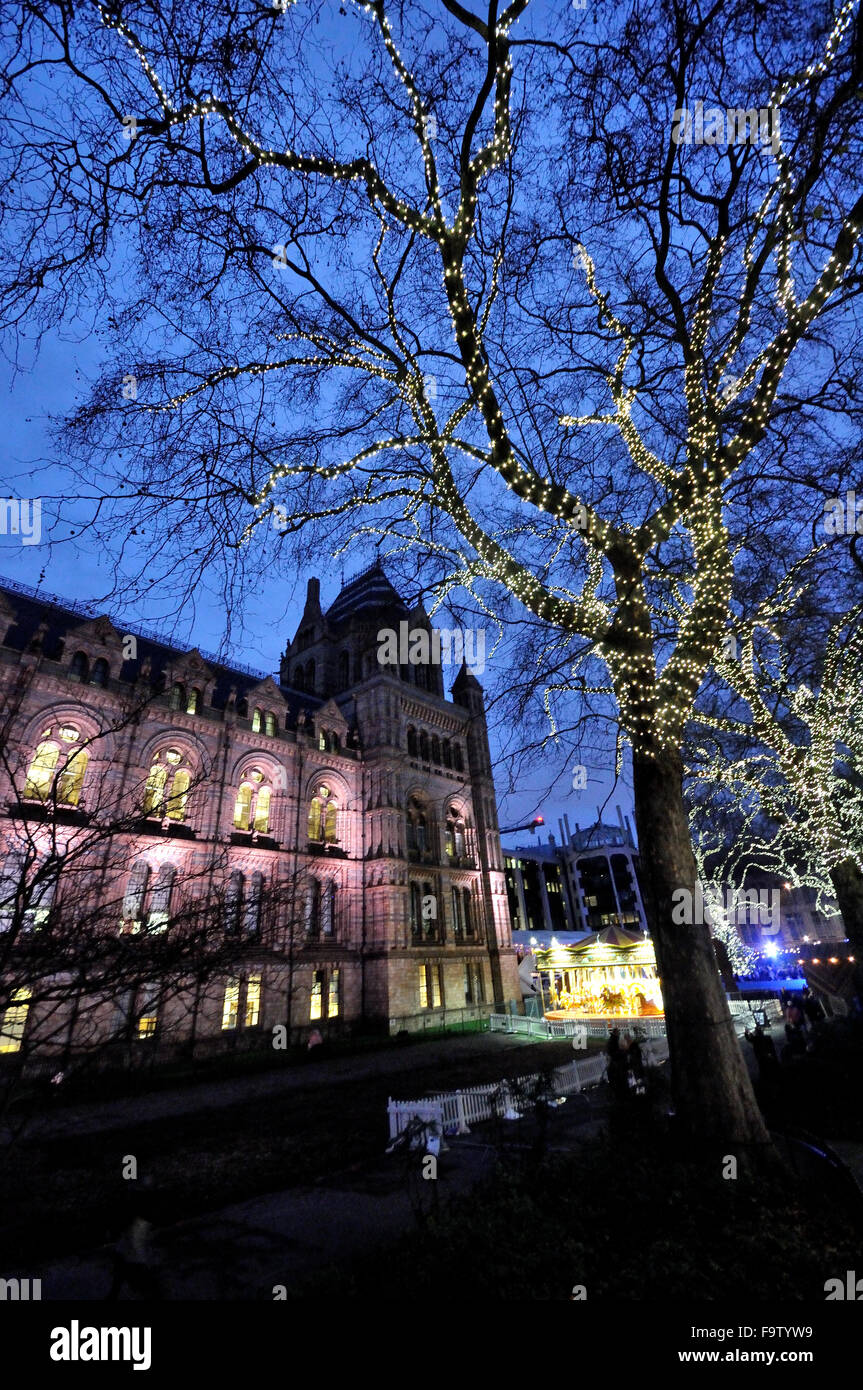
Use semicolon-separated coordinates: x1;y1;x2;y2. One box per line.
0;564;520;1067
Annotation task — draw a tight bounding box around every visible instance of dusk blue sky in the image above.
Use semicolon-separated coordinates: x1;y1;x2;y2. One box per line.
0;336;626;843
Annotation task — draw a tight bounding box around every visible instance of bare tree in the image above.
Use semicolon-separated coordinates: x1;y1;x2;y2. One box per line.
0;671;313;1133
5;0;863;1163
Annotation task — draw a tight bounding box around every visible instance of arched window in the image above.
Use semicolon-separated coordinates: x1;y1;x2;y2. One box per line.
236;698;248;718
169;682;186;711
252;707;262;733
463;888;474;938
264;711;277;737
407;726;418;758
452;886;464;939
147;863;175;933
70;651;89;683
410;882;423;939
305;660;315;692
90;657;109;687
305;876;321;935
431;735;441;765
442;740;452;768
338;651;350;689
294;666;305;692
406;797;429;857
56;746;88;807
24;726;88;806
445;807;466;860
121;859;150;934
233;768;271;834
186;687;202;715
24;738;59;800
244;870;263;935
419;730;429;761
142;759;167;816
453;743;464;772
224;870;243;935
143;749;191;821
308;785;338;843
166;768;190;822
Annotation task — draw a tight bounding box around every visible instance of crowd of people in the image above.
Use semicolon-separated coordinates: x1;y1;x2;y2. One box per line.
744;987;827;1085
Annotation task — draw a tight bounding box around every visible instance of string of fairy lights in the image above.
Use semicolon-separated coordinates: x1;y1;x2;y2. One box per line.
688;569;863;925
93;0;863;777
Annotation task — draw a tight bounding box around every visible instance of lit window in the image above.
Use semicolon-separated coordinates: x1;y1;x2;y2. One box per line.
222;978;240;1030
143;759;168;815
56;748;88;807
252;707;262;733
308;786;338;843
253;786;271;834
0;988;31;1053
24;740;59;800
25;728;88;806
234;782;253;829
245;974;262;1028
169;682;185;711
144;750;190;821
137;987;159;1040
328;969;340;1019
264;712;277;737
234;770;271;833
418;964;442;1009
310;970;324;1021
186;688;201;715
165;768;190;821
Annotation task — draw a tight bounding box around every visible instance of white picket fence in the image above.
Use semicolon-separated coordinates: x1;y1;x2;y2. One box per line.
386;1036;670;1140
489;1012;668;1040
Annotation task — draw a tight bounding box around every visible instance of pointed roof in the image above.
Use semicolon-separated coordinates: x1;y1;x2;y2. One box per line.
325;560;409;626
452;660;481;688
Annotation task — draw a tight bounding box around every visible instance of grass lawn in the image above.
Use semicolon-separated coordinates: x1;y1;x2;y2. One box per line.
0;1035;582;1264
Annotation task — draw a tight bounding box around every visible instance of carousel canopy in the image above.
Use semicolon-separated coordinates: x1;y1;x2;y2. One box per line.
536;926;656;970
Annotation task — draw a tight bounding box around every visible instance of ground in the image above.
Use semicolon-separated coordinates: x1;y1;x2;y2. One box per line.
3;1021;862;1300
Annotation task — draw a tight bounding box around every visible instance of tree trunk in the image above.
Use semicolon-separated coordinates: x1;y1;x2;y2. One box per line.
830;856;863;999
632;747;777;1171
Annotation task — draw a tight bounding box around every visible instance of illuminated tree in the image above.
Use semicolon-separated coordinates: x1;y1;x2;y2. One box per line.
4;0;863;1163
688;559;863;965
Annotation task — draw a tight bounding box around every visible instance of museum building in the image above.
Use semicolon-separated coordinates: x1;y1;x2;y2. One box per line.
0;564;520;1065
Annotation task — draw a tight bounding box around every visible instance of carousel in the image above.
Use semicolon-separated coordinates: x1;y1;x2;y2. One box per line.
536;925;664;1019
